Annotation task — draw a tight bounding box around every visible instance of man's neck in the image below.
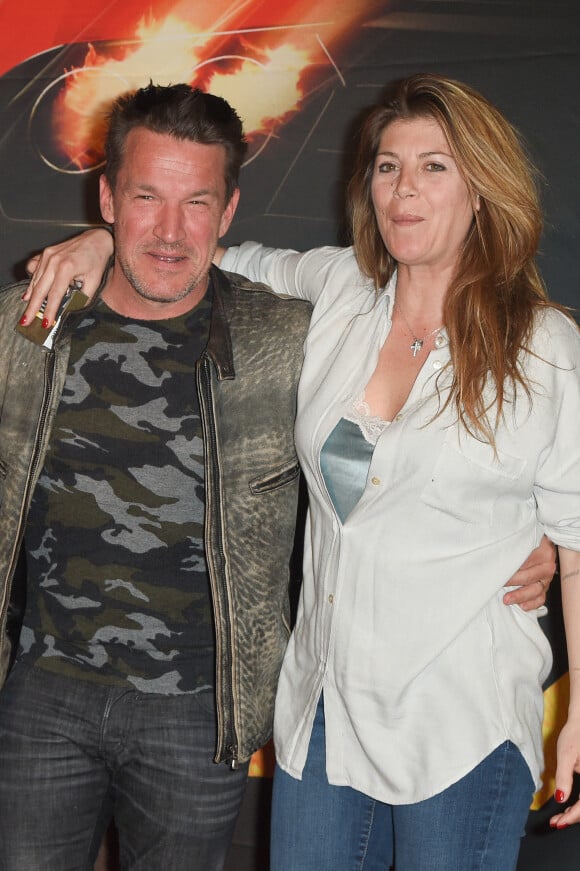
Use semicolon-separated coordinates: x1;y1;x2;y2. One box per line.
101;267;210;321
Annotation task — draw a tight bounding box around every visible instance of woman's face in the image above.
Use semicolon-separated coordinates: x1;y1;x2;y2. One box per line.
370;116;477;274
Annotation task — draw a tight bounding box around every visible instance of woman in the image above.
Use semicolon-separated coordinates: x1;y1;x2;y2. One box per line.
22;74;580;869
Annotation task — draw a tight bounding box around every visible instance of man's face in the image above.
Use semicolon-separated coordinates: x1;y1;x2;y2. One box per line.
99;127;239;319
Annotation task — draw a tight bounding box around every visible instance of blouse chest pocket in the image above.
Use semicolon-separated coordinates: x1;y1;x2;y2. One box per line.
420;439;526;527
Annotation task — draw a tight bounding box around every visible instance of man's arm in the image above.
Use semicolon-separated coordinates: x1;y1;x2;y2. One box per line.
503;535;556;611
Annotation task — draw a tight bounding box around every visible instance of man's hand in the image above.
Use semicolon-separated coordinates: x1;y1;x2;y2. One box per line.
21;229;114;328
503;535;556;610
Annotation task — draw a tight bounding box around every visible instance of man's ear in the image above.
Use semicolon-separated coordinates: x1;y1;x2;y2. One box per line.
99;174;115;224
218;187;240;239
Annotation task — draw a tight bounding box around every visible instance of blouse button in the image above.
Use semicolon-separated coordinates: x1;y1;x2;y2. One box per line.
395;413;403;422
432;360;443;371
328;594;334;604
371;476;381;486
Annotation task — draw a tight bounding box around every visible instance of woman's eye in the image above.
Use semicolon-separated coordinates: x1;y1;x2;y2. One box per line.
377;162;397;174
426;162;446;172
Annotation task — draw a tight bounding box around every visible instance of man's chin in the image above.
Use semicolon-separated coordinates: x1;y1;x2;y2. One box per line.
133;281;198;306
139;291;192;305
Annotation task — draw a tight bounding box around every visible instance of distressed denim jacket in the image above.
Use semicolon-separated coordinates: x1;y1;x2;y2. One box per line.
0;265;311;765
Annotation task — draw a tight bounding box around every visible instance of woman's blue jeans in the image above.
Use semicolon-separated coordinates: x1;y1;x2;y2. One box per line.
271;697;534;871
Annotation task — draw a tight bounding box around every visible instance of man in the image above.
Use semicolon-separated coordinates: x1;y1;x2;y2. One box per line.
0;83;311;870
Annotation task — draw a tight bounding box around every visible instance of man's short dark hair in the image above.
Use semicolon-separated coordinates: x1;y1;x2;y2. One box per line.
104;83;248;202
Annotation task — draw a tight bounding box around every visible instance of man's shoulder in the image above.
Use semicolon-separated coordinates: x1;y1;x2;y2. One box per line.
217;267;313;315
0;280;29;311
0;282;46;368
0;282;30;338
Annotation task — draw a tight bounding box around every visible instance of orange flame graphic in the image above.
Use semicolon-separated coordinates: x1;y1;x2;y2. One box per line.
45;0;377;172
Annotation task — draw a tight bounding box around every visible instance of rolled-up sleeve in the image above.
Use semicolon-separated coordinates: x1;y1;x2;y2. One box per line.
533;312;580;549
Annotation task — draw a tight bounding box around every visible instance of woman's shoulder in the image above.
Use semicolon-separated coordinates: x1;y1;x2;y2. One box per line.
532;305;579;347
528;305;580;371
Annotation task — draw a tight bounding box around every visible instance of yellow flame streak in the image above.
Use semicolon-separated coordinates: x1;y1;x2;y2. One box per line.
206;45;312;135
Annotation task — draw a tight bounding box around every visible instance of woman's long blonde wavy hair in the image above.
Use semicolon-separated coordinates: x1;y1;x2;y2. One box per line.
348;73;561;443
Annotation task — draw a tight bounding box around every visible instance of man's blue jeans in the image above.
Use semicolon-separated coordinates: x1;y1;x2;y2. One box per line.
271;696;535;871
0;661;248;871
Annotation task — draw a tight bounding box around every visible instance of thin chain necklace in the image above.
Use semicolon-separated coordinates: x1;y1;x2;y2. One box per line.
395;302;444;358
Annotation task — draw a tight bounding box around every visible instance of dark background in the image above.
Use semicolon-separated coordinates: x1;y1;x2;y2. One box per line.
1;1;579;868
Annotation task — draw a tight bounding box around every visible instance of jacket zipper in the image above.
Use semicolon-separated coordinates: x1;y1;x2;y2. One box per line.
197;354;239;768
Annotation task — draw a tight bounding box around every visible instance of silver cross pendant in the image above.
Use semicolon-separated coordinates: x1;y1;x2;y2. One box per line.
410;338;423;357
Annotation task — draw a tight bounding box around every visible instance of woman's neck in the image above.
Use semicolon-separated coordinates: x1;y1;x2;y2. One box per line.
394;264;450;326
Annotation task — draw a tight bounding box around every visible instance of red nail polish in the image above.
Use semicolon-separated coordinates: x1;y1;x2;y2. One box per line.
555;789;566;803
19;314;28;325
41;318;49;329
549;820;558;829
557;822;568;830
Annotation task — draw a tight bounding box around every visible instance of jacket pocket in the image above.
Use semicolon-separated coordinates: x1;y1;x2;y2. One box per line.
249;459;300;494
420;439;526;526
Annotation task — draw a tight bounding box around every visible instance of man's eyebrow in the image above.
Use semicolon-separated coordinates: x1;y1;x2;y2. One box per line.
131;182;218;198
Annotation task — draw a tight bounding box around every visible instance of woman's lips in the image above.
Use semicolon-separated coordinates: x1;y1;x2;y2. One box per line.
391;213;423;225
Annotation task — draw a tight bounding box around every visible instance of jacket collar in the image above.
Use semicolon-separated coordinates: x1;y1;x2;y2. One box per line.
205;264;235;381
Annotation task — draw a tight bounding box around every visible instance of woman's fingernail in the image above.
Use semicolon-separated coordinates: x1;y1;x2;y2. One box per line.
557;822;568;830
41;318;49;329
19;314;28;325
555;789;566;803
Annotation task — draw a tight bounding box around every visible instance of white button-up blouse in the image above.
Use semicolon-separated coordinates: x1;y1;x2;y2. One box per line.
222;242;580;803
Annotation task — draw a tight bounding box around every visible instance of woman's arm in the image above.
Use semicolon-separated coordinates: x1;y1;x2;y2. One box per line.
221;241;348;304
550;547;580;828
24;234;345;324
21;228;113;327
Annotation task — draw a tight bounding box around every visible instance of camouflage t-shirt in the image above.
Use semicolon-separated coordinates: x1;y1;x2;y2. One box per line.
20;290;214;694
